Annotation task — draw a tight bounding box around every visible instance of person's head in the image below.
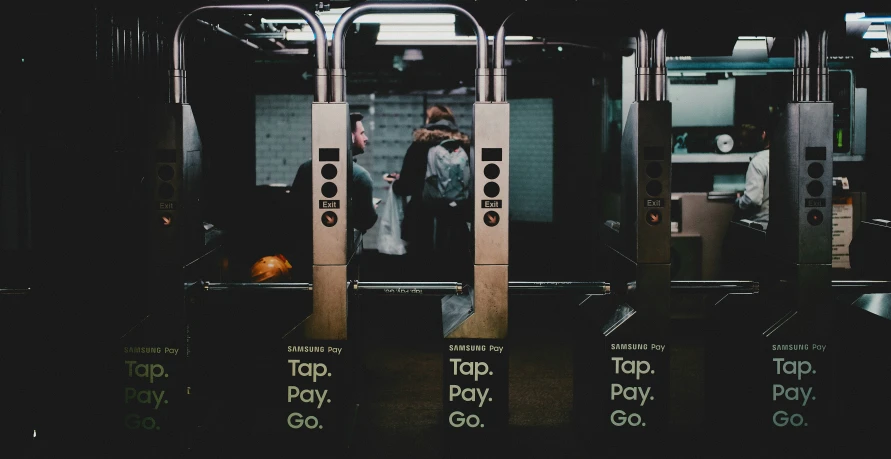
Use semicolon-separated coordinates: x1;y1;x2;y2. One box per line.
425;104;456;125
738;123;769;151
350;112;368;154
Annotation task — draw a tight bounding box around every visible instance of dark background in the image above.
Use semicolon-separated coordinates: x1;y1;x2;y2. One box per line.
3;0;891;457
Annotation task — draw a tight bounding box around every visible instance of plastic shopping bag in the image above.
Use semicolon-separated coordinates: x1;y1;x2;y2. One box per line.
376;186;407;255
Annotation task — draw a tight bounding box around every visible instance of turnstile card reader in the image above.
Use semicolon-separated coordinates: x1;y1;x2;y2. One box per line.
447;102;510;340
308;102;352;341
600;100;672;436
760;99;835;438
707;30;837;452
444;102;510;450
148;103;204;277
577;28;673;446
128;102;199;456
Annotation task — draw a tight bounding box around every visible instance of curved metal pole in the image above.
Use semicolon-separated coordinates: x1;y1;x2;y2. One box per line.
795;29;811;102
172;4;328;104
816;29;829;102
332;3;489;102
793;31;800;101
493;13;514;103
887;22;891;58
654;29;667;102
636;29;650;102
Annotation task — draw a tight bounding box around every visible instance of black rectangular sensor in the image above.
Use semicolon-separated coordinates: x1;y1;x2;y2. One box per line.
644;146;665;160
482;148;502;162
805;147;826;161
319;148;340;162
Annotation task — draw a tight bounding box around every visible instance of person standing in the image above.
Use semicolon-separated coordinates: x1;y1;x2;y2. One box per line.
276;112;378;281
386;104;472;281
734;123;771;227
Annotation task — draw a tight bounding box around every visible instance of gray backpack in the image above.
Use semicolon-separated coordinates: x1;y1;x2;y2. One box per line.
422;138;471;203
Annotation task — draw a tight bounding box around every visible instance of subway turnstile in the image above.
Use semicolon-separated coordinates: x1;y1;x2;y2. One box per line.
706;28;839;455
120;101;200;457
441;97;511;451
575;29;672;452
330;3;508;454
137;3;340;457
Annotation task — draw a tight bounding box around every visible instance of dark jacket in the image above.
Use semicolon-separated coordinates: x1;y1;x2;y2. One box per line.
392;119;471;254
286;158;378;279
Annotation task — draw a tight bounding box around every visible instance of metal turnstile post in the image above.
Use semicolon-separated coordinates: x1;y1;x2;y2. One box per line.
575;28;672;453
706;28;838;455
141;4;335;457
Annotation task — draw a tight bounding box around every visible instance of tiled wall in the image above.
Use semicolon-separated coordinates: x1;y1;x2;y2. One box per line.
255;94;313;186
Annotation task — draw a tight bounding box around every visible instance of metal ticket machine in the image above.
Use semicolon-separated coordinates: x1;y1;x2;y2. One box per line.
575;28;672;454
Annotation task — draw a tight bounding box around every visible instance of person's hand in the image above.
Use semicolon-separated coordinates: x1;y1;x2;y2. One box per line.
383;172;399;183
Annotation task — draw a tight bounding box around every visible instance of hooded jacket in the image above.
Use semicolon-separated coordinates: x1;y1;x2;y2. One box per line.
392;119;471;202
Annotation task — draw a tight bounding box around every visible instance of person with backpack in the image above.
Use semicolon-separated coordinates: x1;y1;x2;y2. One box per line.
386;104;472;281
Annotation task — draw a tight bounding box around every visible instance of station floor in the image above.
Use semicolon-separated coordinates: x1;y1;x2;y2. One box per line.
8;247;888;458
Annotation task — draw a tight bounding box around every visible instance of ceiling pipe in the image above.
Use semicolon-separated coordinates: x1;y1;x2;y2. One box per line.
332;3;488;103
172;3;327;104
195;19;261;49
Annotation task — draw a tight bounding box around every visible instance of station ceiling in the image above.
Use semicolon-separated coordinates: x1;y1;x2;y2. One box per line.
168;0;888;62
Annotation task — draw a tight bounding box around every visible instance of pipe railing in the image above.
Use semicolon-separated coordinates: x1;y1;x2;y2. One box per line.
331;3;488;102
172;4;328;104
190;280;779;296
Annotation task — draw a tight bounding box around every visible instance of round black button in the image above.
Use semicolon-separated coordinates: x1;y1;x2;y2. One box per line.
646;162;662;178
321;211;338;227
807;209;824;226
807;180;824;197
321;164;338;180
157;165;174;181
646;209;662;225
646;180;662;197
321;182;338;198
484;182;500;198
158;183;174;199
807;162;824;179
484;164;500;180
483;211;500;227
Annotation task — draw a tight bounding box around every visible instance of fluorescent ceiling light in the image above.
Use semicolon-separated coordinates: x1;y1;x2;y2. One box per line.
871;49;890;58
862;24;889;39
845;12;891;22
357;14;455;24
376;33;533;42
378;24;455;33
262;8;455;27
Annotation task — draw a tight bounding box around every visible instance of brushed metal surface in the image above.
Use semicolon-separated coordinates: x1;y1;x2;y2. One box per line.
312;102;350;266
473;102;510;266
448;264;508;339
306;264;348;340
